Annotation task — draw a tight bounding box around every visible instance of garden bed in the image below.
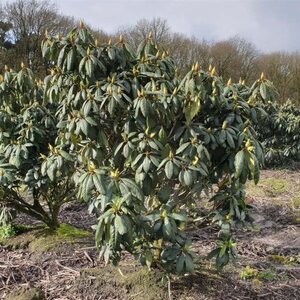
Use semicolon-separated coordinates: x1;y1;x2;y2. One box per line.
1;170;299;300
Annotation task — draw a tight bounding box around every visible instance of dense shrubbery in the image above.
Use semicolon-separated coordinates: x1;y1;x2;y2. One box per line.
0;24;275;273
0;65;75;229
256;101;300;167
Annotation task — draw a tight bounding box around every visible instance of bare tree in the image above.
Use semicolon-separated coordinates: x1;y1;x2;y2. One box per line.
1;2;299;106
5;0;75;39
290;54;300;105
118;17;171;48
91;28;112;44
208;37;259;83
3;0;76;74
167;33;210;74
229;37;259;82
257;52;296;104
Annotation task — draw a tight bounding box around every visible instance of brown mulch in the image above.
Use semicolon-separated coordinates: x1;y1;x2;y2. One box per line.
0;245;99;299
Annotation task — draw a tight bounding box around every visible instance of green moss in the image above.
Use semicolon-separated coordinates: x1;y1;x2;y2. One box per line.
0;230;36;249
28;232;62;253
56;223;91;238
0;223;91;253
6;287;45;300
124;267;166;298
28;224;91;253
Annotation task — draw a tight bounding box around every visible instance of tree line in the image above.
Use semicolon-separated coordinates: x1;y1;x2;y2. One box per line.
0;0;299;106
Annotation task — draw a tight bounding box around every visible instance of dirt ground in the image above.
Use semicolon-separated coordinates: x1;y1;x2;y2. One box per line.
0;169;299;300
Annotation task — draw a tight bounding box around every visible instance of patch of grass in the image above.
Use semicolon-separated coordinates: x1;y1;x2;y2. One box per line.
240;266;277;282
292;189;300;221
240;266;258;280
257;270;277;281
252;278;263;286
0;224;44;241
265;178;289;192
293;216;300;223
246;224;261;232
269;255;286;264
269;254;300;265
75;264;167;300
292;196;300;209
0;224;17;239
6;287;45;300
246;178;290;199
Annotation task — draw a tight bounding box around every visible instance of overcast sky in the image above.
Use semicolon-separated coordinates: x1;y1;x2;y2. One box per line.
6;0;300;53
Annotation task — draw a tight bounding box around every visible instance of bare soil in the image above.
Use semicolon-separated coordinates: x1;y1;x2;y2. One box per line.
0;170;299;300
